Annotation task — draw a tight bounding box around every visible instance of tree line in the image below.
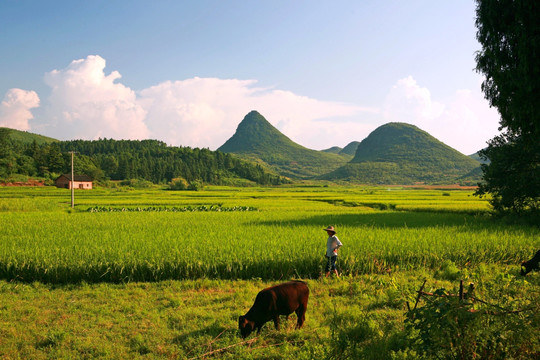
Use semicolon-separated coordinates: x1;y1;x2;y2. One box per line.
0;131;289;186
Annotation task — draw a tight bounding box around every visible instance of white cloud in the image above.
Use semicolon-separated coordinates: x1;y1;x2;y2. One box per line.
138;78;259;148
384;76;445;123
13;56;501;155
0;88;40;131
383;76;500;154
138;77;369;149
29;56;370;149
42;55;149;140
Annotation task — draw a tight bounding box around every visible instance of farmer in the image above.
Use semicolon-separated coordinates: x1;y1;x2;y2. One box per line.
324;226;343;277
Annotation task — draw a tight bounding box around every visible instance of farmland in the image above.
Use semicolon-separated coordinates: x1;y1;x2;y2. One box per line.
0;186;538;359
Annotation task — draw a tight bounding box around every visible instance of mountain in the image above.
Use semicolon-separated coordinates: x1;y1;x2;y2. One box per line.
339;141;360;156
321;146;342;154
469;151;490;164
1;127;58;145
320;123;482;184
218;111;348;178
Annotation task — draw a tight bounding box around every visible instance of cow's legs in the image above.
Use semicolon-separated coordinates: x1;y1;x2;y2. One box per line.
295;304;307;329
273;316;280;330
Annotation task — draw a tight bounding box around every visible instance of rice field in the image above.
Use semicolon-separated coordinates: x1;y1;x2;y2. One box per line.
0;186;537;284
1;185;539;359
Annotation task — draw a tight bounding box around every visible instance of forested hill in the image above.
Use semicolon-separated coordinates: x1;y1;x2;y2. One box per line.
339;141;360;156
321;122;481;184
0;129;288;186
218;111;348;178
0;127;57;145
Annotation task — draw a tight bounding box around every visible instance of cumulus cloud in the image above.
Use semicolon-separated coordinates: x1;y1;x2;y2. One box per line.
384;76;445;123
28;55;369;149
42;55;149;140
12;56;500;155
0;88;40;131
139;77;371;149
383;76;500;154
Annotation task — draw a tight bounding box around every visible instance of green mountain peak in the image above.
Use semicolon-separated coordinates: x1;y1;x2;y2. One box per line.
218;111;347;178
218;111;300;154
322;122;481;184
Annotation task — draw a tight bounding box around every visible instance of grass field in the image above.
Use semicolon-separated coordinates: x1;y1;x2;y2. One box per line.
0;186;538;359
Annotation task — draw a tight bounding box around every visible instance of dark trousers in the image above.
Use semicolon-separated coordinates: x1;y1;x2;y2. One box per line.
326;255;337;272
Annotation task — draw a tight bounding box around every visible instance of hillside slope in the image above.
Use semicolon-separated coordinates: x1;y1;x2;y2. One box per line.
1;127;58;145
0;127;287;186
218;111;347;178
321;123;481;184
339;141;360;156
321;146;342;154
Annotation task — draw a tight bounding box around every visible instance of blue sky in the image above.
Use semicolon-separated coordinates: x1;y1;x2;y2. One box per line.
0;1;500;154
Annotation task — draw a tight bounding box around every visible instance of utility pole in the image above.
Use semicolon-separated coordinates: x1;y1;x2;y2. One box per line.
70;151;75;208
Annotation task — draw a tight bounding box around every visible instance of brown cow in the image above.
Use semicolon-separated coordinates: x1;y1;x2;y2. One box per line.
238;280;309;338
521;249;540;276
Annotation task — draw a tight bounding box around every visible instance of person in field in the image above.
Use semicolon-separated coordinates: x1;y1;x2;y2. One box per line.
324;226;343;277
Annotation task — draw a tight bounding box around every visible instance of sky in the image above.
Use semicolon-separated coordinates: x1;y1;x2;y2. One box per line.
0;1;501;155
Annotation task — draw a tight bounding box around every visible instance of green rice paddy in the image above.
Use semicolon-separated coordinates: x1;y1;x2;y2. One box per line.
0;185;538;359
0;186;537;283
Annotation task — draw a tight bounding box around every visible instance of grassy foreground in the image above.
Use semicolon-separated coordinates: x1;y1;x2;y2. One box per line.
1;269;538;359
0;186;538;359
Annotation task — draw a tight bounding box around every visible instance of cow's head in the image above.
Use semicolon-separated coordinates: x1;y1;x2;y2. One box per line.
238;316;255;338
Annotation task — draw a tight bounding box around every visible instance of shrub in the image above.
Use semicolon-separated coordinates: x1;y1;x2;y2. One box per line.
120;179;154;189
168;177;189;190
404;284;540;359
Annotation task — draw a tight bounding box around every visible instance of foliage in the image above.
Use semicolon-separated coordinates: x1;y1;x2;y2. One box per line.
120;178;155;189
404;281;540;359
475;133;540;216
168;176;189;190
0;134;289;186
474;0;540;215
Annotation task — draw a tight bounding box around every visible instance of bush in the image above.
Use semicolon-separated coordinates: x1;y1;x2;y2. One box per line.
188;180;203;191
120;179;154;189
168;177;189;190
404;283;540;359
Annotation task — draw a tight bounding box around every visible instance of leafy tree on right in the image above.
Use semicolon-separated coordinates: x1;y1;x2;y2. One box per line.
474;0;540;216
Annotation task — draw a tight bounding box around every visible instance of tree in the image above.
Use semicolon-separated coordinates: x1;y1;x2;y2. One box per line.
47;143;65;174
474;0;540;214
0;128;16;177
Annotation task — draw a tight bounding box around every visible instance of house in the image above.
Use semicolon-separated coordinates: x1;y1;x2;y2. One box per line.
55;174;93;190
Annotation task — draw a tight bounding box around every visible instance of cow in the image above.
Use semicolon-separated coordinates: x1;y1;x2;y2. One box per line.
238;280;309;338
521;249;540;276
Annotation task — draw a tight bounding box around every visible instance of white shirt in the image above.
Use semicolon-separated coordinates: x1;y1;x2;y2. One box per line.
326;235;343;257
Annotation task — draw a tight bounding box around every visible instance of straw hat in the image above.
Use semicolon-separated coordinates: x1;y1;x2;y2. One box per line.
323;226;336;233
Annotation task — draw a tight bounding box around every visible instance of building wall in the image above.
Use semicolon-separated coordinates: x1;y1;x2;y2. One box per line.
55;177;70;189
55;177;92;189
73;181;93;190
